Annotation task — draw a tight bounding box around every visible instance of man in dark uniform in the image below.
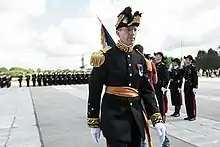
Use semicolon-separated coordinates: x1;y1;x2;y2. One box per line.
169;58;183;117
37;73;42;86
32;73;36;87
6;75;12;88
154;52;169;122
182;55;198;121
18;74;23;87
26;74;31;87
87;7;166;147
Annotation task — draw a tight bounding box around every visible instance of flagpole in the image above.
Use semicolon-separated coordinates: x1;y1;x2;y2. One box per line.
96;15;103;24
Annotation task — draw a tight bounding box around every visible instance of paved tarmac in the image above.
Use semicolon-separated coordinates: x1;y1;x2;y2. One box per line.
0;77;219;147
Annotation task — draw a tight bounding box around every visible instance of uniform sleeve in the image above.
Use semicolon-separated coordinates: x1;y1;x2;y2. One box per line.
162;64;169;88
87;63;106;128
177;69;183;88
139;60;163;125
192;66;198;88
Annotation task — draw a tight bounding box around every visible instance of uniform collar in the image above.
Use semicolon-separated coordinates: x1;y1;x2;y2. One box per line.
116;40;133;53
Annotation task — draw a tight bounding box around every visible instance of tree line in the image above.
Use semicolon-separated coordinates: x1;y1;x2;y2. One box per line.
195;48;220;70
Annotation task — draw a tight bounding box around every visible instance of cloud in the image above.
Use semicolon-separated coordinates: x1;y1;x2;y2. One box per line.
1;0;220;69
0;0;47;69
40;16;101;57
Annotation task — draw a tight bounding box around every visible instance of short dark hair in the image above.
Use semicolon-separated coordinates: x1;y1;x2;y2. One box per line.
133;44;144;53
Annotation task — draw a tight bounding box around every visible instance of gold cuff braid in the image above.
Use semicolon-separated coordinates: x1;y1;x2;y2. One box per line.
87;118;100;128
150;113;163;125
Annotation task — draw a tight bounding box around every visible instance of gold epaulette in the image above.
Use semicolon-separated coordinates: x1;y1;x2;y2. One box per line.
90;46;111;67
145;59;152;71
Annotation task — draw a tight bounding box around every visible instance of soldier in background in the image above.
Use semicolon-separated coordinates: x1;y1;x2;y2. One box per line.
182;55;198;121
144;54;158;91
6;75;12;88
26;74;31;87
42;73;48;86
32;73;36;86
48;73;53;86
37;73;42;86
18;74;23;87
169;58;183;117
154;52;169;122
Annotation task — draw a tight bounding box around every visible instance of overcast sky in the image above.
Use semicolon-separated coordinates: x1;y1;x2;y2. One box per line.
0;0;220;70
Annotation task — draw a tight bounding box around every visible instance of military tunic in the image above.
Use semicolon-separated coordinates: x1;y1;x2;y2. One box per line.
87;42;162;142
183;64;198;119
169;66;183;106
154;61;169;119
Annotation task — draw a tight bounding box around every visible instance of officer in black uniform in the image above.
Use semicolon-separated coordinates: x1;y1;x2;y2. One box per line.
48;73;53;86
18;74;23;87
87;7;166;147
182;55;198;121
26;74;31;87
154;52;169;122
37;73;42;86
169;58;183;117
42;73;48;86
6;75;12;88
32;73;36;87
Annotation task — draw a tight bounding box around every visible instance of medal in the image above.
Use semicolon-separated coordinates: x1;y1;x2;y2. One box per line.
136;64;143;76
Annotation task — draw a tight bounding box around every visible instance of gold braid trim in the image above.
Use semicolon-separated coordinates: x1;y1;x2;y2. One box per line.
87;118;100;128
90;46;111;67
116;40;132;53
115;14;125;29
143;111;153;147
128;15;141;26
150;113;163;126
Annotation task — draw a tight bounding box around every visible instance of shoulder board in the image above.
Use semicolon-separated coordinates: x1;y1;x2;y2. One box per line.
90;46;111;67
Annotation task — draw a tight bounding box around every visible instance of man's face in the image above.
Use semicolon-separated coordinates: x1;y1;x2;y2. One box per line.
116;26;137;46
184;58;192;65
155;54;162;63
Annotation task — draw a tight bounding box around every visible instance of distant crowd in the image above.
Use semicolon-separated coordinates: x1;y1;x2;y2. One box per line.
199;68;220;78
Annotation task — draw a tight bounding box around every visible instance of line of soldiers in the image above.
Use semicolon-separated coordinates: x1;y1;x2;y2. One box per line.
152;52;198;122
0;75;12;88
18;72;91;87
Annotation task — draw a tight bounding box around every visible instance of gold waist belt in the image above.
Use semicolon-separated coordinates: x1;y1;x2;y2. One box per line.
105;86;139;97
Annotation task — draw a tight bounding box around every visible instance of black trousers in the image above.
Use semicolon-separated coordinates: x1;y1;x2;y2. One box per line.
107;119;141;147
170;88;182;106
184;88;196;118
155;86;165;117
107;128;141;147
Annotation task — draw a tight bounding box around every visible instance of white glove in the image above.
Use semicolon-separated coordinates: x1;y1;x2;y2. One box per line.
161;87;167;93
155;123;166;145
178;88;181;92
193;88;197;94
91;128;101;143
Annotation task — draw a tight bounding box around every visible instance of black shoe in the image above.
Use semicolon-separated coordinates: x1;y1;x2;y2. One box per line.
174;113;180;117
184;117;189;120
170;113;176;116
188;118;196;121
